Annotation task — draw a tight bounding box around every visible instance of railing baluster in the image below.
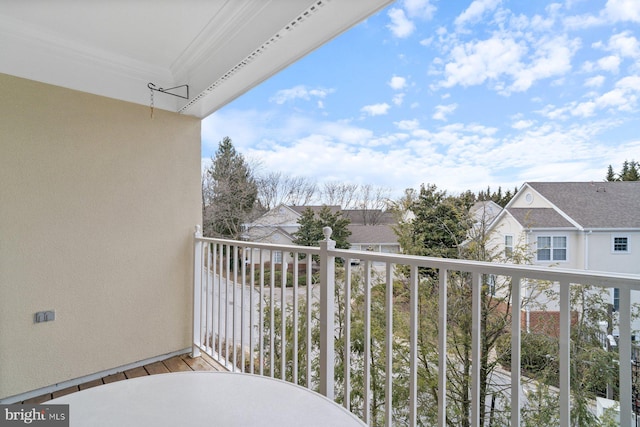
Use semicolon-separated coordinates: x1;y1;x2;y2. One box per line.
249;247;255;374
510;275;522;427
281;258;287;380
319;227;336;399
206;243;212;354
232;245;238;371
259;249;265;376
438;268;448;427
620;286;632;427
306;250;312;388
409;265;418;427
241;245;246;372
192;226;202;357
559;280;570;427
364;259;372;424
224;245;231;366
385;262;393;427
471;272;481;427
218;243;223;361
293;254;299;385
270;250;275;378
344;261;352;410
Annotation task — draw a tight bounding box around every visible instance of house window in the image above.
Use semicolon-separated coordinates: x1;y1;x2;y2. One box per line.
504;235;514;258
613;288;620;312
537;236;567;261
274;251;282;264
612;236;629;253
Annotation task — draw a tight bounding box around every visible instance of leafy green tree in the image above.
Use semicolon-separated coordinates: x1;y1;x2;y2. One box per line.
202;137;258;238
404;184;474;259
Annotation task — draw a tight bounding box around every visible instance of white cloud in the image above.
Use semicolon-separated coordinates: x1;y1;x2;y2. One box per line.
508;36;579;93
395;119;420;130
439;36;525;88
387;0;436;38
387;8;415;38
455;0;502;29
437;34;578;94
270;85;334;104
538;74;640;119
607;31;640;58
604;0;640;23
512;120;534;129
361;103;391;116
564;0;640;29
563;14;604;30
597;55;621;73
404;0;437;20
572;101;597;117
584;75;606;87
389;76;407;90
392;93;406;106
432;103;458;121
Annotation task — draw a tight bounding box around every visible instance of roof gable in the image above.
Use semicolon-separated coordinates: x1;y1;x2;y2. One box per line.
526;182;640;228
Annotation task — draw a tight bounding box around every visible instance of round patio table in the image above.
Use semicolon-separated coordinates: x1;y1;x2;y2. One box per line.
49;371;366;427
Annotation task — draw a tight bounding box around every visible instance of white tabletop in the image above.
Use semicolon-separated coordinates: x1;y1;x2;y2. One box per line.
49;371;366;427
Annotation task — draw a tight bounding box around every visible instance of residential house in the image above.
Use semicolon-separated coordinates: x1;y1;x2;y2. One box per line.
487;181;640;333
243;204;400;265
0;0;394;402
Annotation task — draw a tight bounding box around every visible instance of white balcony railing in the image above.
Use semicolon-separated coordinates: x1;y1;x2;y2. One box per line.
192;226;640;426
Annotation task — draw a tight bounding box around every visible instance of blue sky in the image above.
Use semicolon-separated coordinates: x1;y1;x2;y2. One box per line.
202;0;640;197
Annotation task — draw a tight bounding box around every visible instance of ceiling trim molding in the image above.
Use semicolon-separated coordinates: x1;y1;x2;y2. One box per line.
179;0;333;116
0;15;169;85
171;0;273;81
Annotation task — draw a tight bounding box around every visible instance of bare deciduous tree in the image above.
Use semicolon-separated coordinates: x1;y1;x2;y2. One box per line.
256;172;318;210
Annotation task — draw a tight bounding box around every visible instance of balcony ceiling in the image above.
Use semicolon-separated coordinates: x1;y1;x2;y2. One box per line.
0;0;393;118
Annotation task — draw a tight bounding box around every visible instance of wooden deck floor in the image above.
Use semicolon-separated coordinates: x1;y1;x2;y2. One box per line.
21;353;226;404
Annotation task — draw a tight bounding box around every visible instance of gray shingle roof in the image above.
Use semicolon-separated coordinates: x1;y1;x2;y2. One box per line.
347;225;398;244
341;209;395;225
508;208;574;228
289;205;341;215
527;182;640;228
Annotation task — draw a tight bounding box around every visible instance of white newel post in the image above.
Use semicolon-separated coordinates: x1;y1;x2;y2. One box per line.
319;227;336;399
192;225;202;358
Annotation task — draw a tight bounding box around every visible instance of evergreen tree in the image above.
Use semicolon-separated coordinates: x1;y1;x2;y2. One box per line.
202;137;257;238
291;208;323;248
622;160;639;181
605;160;639;181
292;206;352;251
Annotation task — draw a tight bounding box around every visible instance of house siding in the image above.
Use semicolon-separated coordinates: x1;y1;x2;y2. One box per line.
0;74;201;399
587;231;639;274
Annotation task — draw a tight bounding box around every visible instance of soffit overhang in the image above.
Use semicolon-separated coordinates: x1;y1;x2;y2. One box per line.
0;0;394;119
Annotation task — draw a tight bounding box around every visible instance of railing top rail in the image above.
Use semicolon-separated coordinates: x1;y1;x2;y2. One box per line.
195;236;321;255
195;236;640;289
331;248;640;288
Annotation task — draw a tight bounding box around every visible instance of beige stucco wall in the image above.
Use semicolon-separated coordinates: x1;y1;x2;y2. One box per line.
0;74;202;398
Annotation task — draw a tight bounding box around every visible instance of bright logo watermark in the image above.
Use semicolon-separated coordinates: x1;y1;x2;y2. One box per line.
0;405;68;426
